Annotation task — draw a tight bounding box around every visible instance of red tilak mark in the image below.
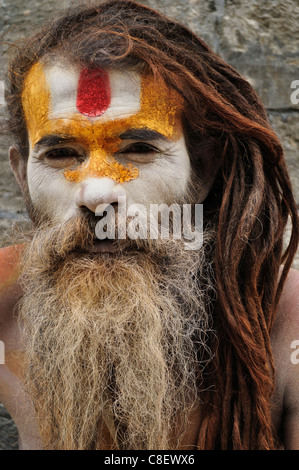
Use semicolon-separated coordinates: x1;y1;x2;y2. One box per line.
76;68;111;117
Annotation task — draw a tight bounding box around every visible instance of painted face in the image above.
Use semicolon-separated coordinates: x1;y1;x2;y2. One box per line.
22;59;191;224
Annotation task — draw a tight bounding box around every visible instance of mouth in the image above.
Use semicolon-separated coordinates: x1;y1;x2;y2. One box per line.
90;239;119;253
73;238;120;254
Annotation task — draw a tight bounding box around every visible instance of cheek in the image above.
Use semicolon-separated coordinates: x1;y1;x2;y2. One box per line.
126;150;191;206
27;161;76;223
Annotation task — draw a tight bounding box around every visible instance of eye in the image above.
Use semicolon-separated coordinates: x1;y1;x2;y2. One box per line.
43;148;85;168
121;143;157;154
45;147;82;159
118;142;159;163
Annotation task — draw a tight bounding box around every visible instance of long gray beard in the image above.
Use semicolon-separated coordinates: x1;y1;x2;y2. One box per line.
17;216;215;450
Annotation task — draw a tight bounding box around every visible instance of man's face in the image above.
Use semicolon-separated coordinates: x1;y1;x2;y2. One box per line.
21;59;191;227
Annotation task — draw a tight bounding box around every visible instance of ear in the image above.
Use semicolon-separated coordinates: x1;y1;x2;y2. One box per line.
9;146;27;193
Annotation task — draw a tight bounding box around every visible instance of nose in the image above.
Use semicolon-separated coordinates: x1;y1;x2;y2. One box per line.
75;177;125;214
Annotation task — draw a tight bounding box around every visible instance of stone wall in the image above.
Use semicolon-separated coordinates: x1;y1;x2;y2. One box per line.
0;0;298;450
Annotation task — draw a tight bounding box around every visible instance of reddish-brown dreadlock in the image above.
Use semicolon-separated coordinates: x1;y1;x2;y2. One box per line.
4;0;299;449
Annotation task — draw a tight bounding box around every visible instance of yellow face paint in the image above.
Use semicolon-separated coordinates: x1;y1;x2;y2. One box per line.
22;61;183;184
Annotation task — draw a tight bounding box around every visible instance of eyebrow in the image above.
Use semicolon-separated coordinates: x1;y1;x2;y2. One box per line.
33;135;77;151
119;129;169;142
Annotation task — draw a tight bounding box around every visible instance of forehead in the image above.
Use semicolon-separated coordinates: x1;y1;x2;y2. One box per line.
41;63;141;120
22;60;183;147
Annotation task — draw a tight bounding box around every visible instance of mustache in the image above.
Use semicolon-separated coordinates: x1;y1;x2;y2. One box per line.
28;213;96;259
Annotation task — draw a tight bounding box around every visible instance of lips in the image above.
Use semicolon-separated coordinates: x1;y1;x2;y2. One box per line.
71;238;119;255
89;239;119;253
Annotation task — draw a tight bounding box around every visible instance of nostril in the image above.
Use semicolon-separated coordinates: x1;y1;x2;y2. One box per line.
75;177;126;215
79;205;95;216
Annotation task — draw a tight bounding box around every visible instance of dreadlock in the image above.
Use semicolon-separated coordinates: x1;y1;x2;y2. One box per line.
4;0;299;449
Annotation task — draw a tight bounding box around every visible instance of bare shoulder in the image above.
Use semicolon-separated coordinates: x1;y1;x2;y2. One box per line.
277;268;299;322
271;268;299;369
272;267;298;346
0;245;22;327
271;268;299;449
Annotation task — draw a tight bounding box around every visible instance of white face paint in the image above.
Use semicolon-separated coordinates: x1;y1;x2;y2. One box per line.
23;60;192;226
45;63;142;121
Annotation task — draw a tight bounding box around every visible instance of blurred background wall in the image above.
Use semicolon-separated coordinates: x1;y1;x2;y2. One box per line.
0;0;298;450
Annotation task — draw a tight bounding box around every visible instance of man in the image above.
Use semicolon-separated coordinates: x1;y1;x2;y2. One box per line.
0;0;298;450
